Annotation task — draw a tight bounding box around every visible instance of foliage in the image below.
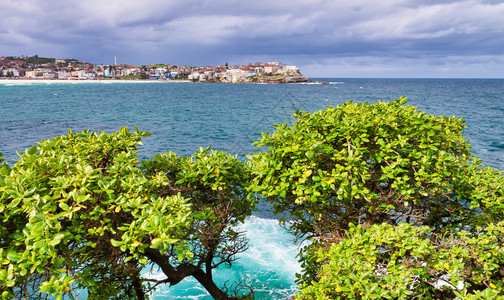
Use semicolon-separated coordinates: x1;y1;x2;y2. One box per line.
139;71;149;80
144;64;173;69
298;222;504;300
140;148;256;299
0;128;255;300
466;165;504;224
15;56;55;65
0;153;5;168
249;97;504;285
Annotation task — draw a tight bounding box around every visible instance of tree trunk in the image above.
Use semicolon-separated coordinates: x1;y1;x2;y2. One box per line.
132;277;146;300
192;269;230;300
144;248;231;299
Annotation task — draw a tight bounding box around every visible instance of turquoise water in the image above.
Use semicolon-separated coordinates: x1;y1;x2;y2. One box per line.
145;217;303;299
1;79;503;299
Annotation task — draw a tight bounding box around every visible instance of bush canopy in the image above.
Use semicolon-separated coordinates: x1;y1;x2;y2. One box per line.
0;127;255;300
250;97;504;298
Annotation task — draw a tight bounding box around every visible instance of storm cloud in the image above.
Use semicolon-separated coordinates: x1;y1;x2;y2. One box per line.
1;0;503;77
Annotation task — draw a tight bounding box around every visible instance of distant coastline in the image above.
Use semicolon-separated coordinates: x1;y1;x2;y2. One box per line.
1;55;329;84
0;78;328;85
0;78;181;84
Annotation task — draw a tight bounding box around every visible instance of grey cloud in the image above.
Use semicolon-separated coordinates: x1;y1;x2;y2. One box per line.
0;0;503;77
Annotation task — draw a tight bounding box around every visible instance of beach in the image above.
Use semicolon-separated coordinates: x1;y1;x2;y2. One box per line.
0;78;188;84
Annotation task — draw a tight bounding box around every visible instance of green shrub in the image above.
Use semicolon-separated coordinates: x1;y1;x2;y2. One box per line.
0;128;254;300
298;223;504;299
249;97;504;288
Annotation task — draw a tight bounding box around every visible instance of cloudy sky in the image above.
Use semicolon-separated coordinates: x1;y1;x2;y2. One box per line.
1;0;503;77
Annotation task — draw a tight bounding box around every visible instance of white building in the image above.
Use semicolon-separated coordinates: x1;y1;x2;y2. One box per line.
188;72;201;80
284;66;300;75
2;68;20;77
57;72;71;79
227;69;248;83
25;68;52;78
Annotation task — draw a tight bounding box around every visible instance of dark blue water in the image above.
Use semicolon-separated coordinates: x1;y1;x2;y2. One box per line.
1;79;503;299
1;79;503;170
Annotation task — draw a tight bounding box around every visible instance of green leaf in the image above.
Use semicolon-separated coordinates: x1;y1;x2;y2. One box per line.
139;258;148;264
5;280;16;287
27;145;37;155
6;252;21;263
59;202;70;211
110;239;123;247
0;166;9;176
306;151;315;160
174;253;184;262
48;239;60;247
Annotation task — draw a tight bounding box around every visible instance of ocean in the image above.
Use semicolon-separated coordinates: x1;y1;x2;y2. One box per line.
1;79;503;299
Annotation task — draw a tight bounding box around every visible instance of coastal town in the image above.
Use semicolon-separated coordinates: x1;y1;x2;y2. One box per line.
0;55;312;84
